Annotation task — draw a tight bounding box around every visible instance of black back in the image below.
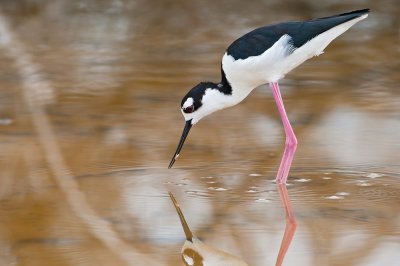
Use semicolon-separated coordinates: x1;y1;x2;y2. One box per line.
227;9;369;60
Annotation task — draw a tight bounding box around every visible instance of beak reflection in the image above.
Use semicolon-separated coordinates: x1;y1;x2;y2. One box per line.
168;120;192;168
168;192;249;266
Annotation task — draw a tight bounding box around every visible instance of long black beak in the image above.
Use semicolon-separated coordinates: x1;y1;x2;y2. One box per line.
168;120;192;168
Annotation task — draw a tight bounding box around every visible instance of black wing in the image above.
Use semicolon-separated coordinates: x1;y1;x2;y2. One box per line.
226;9;369;60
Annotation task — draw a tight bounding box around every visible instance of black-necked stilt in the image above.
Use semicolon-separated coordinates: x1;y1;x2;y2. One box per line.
169;9;369;183
169;192;248;265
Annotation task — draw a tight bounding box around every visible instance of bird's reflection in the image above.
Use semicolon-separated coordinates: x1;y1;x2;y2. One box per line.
169;185;296;266
169;192;248;266
276;184;297;266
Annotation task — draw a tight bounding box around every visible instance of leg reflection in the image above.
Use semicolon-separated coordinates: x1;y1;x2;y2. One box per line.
276;184;297;266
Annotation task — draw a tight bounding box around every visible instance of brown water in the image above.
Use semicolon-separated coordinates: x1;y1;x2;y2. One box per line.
0;1;399;265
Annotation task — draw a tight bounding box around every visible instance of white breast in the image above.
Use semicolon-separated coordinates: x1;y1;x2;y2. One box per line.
222;34;295;91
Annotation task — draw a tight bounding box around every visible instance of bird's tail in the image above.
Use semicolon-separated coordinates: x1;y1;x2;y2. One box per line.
169;192;194;242
315;8;370;21
336;8;370;17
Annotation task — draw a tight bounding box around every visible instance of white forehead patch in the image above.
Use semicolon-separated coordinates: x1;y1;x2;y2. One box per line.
182;97;194;109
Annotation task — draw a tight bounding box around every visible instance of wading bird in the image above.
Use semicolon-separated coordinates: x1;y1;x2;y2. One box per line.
169;9;369;183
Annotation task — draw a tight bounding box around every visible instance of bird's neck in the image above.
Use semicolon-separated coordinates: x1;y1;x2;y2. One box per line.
193;74;252;124
219;66;232;94
219;67;255;105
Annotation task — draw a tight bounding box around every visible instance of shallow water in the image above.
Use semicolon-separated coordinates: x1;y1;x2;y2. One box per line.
0;1;399;265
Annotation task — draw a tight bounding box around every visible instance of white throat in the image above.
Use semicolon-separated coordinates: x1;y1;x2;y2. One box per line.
182;88;245;124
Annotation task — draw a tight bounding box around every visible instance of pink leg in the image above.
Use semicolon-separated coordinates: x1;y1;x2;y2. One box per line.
269;82;297;184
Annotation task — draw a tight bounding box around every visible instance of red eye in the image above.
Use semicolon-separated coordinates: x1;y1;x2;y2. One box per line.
183;105;194;113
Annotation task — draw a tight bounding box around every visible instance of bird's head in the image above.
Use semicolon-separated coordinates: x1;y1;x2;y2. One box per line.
168;81;231;168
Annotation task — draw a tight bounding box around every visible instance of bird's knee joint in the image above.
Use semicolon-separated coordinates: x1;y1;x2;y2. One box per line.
285;138;298;149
